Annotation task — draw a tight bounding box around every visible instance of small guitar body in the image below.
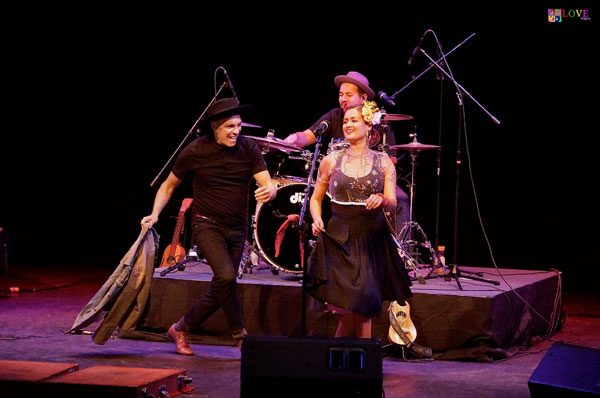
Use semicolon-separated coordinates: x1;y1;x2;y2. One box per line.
160;198;193;267
387;300;417;346
160;242;187;267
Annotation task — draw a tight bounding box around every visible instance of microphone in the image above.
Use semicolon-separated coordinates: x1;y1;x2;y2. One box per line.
313;120;330;136
378;91;396;106
407;29;431;66
222;68;240;105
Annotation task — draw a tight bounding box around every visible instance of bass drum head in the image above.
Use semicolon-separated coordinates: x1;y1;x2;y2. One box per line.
254;183;331;274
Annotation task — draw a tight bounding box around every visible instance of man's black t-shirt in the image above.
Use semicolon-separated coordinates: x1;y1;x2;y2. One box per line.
172;135;267;227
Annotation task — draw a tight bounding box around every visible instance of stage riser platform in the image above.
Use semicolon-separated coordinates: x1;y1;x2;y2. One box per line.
134;265;560;359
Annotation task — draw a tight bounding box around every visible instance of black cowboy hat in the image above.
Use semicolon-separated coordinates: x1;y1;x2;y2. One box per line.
202;97;252;123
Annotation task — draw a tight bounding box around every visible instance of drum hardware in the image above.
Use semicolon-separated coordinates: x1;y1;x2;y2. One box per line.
391;133;500;288
379;113;414;124
394;130;500;286
385;214;426;285
238;237;272;278
327;138;349;154
376;143;390;153
238;215;275;278
256;132;312;184
390;132;446;281
252;183;331;276
289;150;323;168
271;175;307;187
245;133;302;155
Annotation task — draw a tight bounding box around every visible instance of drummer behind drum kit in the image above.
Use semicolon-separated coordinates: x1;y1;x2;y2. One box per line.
238;118;448;281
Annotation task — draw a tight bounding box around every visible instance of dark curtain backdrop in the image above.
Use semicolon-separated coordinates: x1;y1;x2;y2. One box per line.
2;3;596;292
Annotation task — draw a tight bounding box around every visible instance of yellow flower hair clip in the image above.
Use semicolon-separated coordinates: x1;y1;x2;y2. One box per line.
362;100;382;125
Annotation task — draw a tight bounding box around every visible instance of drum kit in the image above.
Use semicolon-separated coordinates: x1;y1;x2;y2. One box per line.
238;116;445;280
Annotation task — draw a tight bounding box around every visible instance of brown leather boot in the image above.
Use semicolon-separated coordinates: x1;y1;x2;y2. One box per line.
168;324;194;356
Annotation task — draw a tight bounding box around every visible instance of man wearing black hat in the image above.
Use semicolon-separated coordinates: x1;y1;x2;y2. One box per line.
141;97;277;355
284;71;410;232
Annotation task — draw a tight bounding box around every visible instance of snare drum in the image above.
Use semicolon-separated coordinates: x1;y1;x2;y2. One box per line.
254;183;331;274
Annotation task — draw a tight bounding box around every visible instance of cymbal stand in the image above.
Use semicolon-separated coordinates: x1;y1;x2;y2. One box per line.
397;135;445;281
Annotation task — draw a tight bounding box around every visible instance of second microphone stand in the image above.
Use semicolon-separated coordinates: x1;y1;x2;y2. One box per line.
418;47;501;290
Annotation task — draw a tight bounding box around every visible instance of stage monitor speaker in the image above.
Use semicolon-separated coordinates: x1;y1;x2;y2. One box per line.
528;342;600;397
241;335;383;398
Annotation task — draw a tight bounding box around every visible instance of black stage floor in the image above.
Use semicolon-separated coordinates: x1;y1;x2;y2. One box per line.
1;264;599;397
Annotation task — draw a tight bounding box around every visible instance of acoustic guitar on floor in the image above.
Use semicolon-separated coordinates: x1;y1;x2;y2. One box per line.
160;198;193;267
388;300;433;358
387;300;417;346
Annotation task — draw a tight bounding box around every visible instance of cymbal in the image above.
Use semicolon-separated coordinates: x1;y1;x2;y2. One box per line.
380;114;414;122
242;122;262;128
245;135;302;153
390;141;440;153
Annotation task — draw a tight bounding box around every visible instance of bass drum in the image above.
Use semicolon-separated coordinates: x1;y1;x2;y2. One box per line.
254;183;331;274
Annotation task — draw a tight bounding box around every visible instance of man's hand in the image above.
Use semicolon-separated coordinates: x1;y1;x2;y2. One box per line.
255;185;273;203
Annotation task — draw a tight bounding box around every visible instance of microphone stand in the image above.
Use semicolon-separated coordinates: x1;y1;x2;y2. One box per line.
149;82;228;187
433;34;445;251
298;134;324;336
387;33;477;102
160;255;196;277
418;47;500;290
418;49;501;126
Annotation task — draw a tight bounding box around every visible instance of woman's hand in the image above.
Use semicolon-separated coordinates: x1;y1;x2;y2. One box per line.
312;218;326;235
365;193;386;210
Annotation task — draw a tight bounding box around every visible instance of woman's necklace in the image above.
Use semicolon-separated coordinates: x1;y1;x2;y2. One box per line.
346;146;370;158
343;147;372;178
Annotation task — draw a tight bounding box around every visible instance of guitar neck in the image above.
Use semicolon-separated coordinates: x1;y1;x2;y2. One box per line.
168;210;186;256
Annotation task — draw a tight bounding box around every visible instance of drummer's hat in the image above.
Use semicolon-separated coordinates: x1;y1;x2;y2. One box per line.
334;71;375;100
202;97;252;123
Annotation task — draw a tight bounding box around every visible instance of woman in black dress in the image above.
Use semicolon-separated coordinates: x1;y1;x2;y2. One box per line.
306;100;413;338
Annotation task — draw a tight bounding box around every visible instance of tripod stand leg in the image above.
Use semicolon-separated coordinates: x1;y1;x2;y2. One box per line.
237;240;257;279
238;237;274;279
396;221;451;281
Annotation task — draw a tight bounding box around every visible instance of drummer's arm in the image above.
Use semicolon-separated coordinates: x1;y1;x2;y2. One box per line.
253;170;277;203
284;129;317;147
